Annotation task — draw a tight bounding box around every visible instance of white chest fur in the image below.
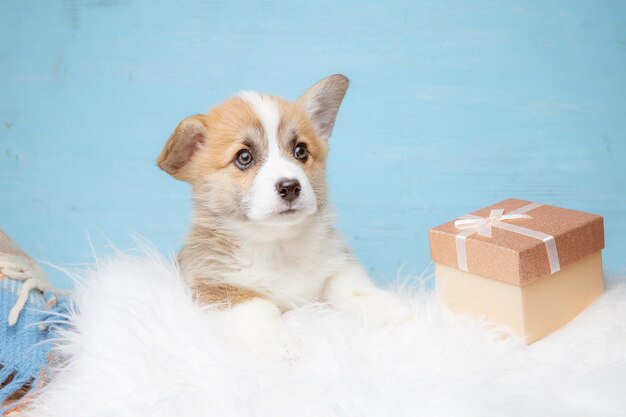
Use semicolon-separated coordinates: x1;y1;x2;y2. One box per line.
227;223;348;310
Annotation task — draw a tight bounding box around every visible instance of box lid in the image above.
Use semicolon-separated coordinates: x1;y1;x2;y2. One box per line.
428;198;604;286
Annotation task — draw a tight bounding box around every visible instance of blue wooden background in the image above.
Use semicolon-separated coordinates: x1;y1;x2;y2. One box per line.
1;0;625;288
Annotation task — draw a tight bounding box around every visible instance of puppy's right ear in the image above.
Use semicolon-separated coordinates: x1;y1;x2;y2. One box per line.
157;115;209;181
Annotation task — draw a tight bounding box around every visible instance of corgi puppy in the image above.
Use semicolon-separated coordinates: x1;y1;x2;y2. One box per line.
157;74;410;335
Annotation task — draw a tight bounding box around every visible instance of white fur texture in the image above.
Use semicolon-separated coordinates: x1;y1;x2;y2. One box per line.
26;251;626;417
239;91;317;224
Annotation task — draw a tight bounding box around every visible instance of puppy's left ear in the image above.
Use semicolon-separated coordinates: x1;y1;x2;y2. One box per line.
297;74;349;141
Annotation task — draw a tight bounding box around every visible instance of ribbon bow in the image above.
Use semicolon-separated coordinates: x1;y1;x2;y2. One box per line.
454;209;531;238
453;202;561;274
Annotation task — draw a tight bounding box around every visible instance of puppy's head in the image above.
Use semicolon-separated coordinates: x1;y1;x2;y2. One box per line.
157;74;349;229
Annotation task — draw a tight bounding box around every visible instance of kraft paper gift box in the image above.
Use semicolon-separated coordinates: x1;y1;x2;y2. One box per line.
429;198;605;344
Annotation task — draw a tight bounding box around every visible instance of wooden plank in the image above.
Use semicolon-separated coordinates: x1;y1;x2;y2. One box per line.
1;0;624;287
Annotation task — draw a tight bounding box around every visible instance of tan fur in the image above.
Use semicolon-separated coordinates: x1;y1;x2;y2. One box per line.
185;97;265;186
157;114;209;180
277;98;329;171
172;97;330;304
193;281;262;307
158;76;347;309
179;98;328;307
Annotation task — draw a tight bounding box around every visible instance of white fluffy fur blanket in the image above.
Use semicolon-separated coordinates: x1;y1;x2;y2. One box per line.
25;251;626;417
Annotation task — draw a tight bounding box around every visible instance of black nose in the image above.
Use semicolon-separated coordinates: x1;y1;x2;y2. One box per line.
275;178;301;203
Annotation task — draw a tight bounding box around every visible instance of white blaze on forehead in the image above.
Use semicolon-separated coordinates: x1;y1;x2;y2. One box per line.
238;91;281;152
238;91;318;223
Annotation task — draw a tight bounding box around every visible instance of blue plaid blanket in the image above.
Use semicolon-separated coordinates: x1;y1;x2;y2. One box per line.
0;278;71;415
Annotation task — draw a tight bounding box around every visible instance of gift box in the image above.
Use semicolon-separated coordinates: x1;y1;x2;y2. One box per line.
429;198;604;344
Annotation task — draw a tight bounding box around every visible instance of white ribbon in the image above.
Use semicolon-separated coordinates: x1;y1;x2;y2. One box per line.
454;202;561;274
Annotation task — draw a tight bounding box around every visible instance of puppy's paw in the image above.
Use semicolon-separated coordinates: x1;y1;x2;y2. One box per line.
221;298;299;362
332;289;413;326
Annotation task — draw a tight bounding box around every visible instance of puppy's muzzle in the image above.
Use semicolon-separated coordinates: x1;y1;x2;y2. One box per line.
276;178;301;203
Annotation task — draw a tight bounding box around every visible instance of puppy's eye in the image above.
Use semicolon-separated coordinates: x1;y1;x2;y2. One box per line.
294;143;308;162
235;149;254;170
